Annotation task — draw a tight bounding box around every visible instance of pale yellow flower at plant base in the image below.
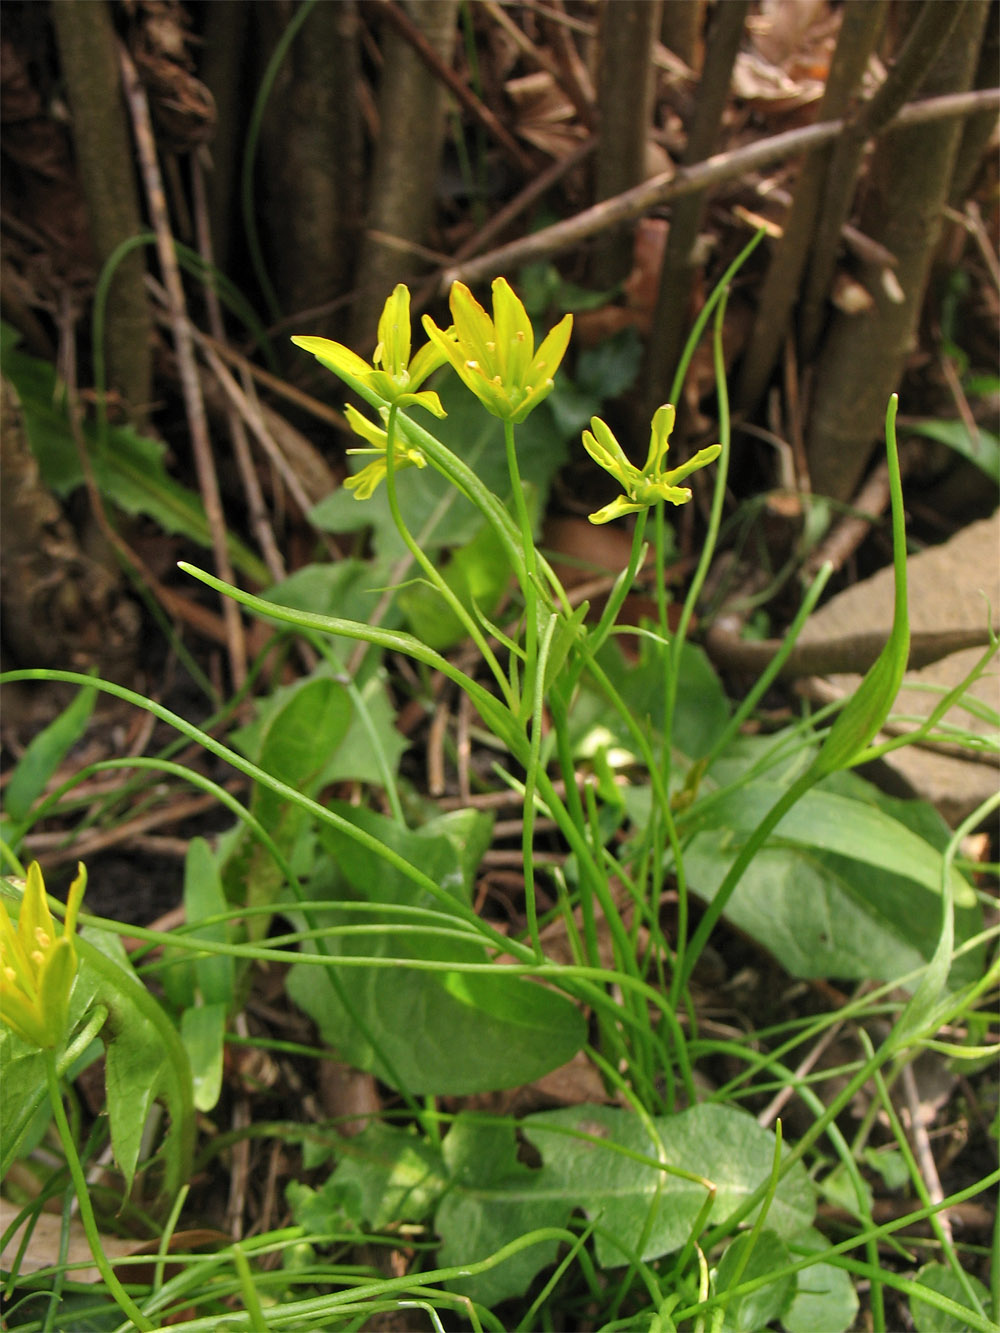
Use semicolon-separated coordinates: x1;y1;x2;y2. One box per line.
582;404;722;524
422;277;573;424
0;861;86;1050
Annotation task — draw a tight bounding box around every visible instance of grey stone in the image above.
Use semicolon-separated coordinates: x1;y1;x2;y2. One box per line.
798;511;999;826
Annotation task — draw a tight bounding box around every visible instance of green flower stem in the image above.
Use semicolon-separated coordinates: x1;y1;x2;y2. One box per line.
701;561;834;771
574;647;688;985
44;1050;154;1330
503;417;538;714
547;687;600;969
521;615;558;960
664;291;732;756
562;510;649;706
663;299;735;1005
383;405;516;712
332;364;534;598
654;226;768;646
231;1241;269;1333
591;510;648;660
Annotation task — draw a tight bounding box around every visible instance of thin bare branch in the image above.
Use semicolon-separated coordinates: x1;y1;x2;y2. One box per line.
119;42;247;687
442;87;1000;291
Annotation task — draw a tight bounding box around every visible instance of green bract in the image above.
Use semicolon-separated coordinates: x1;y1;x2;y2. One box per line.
582;404;722;524
292;283;447;417
0;861;86;1050
422;277;573;424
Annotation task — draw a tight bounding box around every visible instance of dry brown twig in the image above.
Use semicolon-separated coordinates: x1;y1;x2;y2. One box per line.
191;152;287;586
119;41;247;687
442;88;1000;291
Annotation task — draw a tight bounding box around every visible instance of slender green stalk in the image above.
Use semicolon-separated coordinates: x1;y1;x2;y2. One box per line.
710;1121;784;1333
521;615;558;959
44;1051;154;1330
674;395;910;997
231;1242;268;1333
384;403;516;711
701;561;834;770
546;687;600;968
503;417;538;714
663;296;735;1004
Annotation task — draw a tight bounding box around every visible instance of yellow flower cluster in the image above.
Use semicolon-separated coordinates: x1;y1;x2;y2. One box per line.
293;279;719;522
0;861;86;1050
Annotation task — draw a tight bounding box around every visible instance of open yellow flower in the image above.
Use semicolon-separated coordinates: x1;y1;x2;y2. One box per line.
582;405;722;524
422;278;573;424
341;403;428;500
292;284;447;417
0;861;86;1049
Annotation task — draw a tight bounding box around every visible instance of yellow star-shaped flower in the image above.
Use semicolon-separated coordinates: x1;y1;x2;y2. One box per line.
422;278;573;424
1;861;86;1050
582;405;722;524
293;284;447;417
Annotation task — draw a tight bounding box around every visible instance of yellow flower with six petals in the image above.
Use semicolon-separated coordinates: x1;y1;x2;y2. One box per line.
341;403;429;500
582;405;722;524
293;284;449;499
0;861;86;1050
292;284;447;417
422;278;573;424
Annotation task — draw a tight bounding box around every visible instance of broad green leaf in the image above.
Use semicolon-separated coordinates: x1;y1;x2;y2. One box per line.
436;1115;565;1308
163;840;234;1112
0;683;95;847
306;1122;446;1229
252;676;353;831
224;673;356;927
180;1001;226;1112
231;662;401;790
905;418;1000;483
908;1261;991;1333
286;1177;358;1235
783;1228;858;1333
296;1104;814;1310
74;925;195;1203
2;324;266;583
184;837;235;1006
521;1103;814;1269
682;783;982;986
714;1230;794;1333
324;669;408;788
0;1034;52;1165
285;805;586;1095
